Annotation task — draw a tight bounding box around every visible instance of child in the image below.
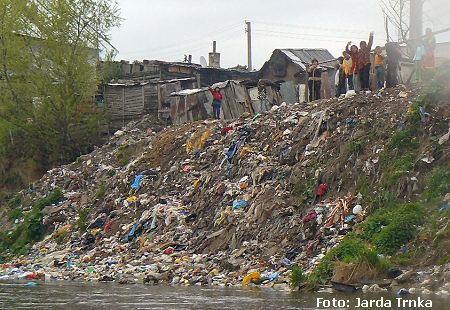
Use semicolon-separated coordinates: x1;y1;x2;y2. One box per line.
307;59;322;102
374;46;385;89
413;40;426;83
335;56;346;97
345;42;359;91
208;87;222;119
342;51;354;91
358;32;374;92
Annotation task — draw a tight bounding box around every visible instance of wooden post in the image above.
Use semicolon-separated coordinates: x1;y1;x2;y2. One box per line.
196;73;201;88
141;84;145;117
157;83;162;119
122;87;125;128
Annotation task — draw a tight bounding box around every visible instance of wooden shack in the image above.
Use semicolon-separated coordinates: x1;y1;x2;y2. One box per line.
104;82;146;130
117;60;200;83
167;80;281;125
104;77;199;129
259;48;337;103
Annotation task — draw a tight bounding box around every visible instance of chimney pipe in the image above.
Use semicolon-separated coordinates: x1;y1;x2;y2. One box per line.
209;41;220;68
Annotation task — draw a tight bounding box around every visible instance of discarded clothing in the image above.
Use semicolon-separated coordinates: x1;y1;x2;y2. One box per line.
303;211;317;224
232;200;248;210
131;175;143;190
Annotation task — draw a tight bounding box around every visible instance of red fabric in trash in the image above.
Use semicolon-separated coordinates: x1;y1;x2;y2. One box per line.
316;183;327;196
104;220;114;233
303;210;317;223
221;126;233;135
25;273;38;280
163;247;174;255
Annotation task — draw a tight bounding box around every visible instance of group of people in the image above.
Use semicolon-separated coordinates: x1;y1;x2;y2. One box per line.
210;29;438;119
308;28;437;101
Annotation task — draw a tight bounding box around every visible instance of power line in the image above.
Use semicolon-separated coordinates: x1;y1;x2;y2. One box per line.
253;20;371;35
118;23;243;56
253;29;368;41
253;32;362;44
160;37;243;63
123;29;243;60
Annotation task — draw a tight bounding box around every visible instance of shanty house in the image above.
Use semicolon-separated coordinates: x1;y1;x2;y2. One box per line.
259;48;337;103
104;77;199;130
117;60;200;82
167;80;281;125
104;82;146;130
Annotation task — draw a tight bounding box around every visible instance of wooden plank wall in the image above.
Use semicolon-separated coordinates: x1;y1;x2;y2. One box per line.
104;84;145;128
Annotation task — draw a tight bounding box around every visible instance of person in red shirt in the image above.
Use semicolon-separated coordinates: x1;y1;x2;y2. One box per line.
423;27;436;69
358;32;374;92
345;42;359;90
208;87;222;119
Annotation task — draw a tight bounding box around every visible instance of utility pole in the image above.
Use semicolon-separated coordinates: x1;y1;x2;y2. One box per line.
410;0;423;40
245;21;252;72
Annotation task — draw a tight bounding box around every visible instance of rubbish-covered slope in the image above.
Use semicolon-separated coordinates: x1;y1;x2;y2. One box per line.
0;83;449;290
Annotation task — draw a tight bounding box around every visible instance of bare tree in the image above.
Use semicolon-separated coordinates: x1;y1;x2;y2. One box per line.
380;0;410;43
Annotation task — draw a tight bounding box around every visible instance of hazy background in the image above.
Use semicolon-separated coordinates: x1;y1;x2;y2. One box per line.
111;0;450;69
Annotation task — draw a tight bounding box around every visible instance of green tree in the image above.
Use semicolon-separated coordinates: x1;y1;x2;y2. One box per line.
0;0;120;190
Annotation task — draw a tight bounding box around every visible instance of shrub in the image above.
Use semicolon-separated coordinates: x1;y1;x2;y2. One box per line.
425;164;450;201
7;194;22;209
0;188;64;254
308;234;377;285
76;208;90;231
116;145;132;166
385;130;419;152
359;203;425;255
293;178;316;204
95;180;106;199
8;207;23;221
290;266;306;288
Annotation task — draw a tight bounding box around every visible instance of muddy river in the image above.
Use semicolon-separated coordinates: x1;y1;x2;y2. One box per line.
0;281;448;309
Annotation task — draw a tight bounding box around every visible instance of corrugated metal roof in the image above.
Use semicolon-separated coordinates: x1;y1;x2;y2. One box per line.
170;88;204;96
107;82;149;87
279;48;336;69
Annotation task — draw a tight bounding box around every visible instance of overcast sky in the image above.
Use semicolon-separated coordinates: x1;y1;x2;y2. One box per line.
110;0;450;69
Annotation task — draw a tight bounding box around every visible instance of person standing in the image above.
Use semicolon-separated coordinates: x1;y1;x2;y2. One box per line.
208;86;222;120
385;42;402;88
307;59;322;102
374;46;386;89
358;32;374;92
335;56;346;96
257;79;269;107
423;28;436;69
343;51;354;91
345;42;359;91
413;40;426;82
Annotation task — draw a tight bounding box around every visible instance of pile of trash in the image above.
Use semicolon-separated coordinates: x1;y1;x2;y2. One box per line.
0;86;448;289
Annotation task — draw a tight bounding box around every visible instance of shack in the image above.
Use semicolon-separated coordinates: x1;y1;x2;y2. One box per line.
117;60;200;83
104;82;146;130
104;77;199;128
259;48;337;103
167;80;281;125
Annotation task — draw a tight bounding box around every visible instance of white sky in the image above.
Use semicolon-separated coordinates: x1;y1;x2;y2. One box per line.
110;0;450;69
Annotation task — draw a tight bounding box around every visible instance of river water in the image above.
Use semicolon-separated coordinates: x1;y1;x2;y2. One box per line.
0;281;448;309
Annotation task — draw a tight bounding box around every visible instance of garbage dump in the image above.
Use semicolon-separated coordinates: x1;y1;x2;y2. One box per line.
0;85;449;292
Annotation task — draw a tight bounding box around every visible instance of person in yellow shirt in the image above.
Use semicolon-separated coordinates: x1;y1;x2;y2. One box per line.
374;46;385;89
342;51;354;91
